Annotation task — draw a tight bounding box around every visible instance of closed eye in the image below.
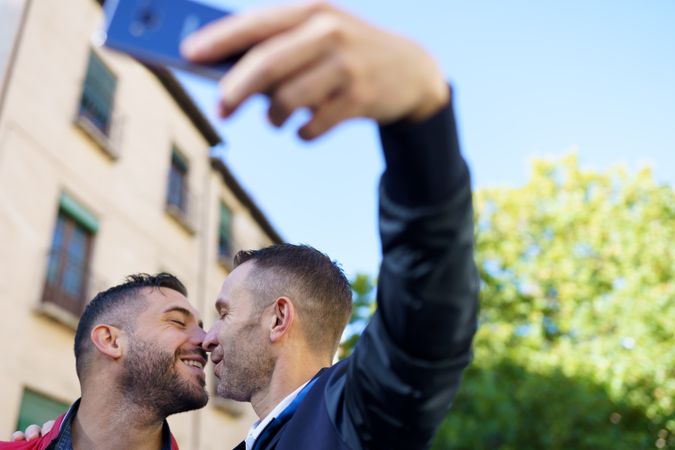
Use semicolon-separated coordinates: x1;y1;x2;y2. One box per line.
162;306;202;329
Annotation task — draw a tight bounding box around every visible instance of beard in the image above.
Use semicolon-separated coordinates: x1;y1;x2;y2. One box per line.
120;337;209;418
215;324;274;402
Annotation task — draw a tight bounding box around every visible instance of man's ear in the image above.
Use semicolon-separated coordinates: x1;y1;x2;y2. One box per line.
90;324;125;360
268;297;294;343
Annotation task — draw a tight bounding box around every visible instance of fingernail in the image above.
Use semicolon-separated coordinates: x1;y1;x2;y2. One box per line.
268;107;283;127
298;127;312;141
217;100;229;119
11;432;25;442
180;36;204;59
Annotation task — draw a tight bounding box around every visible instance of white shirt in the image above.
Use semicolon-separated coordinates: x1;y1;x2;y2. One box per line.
245;381;310;450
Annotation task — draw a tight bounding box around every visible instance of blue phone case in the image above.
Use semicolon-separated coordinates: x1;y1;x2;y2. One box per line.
102;0;238;79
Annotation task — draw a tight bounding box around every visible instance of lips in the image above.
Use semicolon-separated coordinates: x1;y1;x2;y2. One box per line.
209;347;224;379
210;346;223;366
181;359;205;369
177;350;208;376
213;361;223;380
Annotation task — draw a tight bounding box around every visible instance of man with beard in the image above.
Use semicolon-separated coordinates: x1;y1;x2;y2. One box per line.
5;273;208;449
182;2;480;449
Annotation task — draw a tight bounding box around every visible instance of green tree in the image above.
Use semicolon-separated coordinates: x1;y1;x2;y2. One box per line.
341;155;675;448
433;154;674;449
340;273;376;359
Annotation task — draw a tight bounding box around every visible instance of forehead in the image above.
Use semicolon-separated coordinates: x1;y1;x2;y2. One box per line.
142;287;202;322
216;262;257;310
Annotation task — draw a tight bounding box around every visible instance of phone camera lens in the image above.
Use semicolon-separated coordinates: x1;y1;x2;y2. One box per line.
139;8;158;27
130;8;160;36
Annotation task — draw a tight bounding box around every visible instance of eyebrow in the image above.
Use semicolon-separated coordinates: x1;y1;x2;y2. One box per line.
163;306;204;329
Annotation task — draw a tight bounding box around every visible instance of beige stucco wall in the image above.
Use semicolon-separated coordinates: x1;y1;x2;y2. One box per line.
0;0;278;447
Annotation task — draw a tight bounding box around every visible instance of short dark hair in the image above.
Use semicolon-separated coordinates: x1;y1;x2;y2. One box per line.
74;273;187;380
234;244;352;357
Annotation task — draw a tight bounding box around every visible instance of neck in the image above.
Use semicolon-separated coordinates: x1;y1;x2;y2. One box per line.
250;352;329;419
73;389;165;450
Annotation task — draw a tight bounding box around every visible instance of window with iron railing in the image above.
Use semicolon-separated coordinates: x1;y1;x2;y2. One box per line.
42;194;98;317
79;50;117;137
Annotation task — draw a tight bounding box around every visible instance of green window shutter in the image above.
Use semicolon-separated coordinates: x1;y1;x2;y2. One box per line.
167;149;189;212
218;203;232;257
59;193;99;233
84;52;116;110
80;51;117;134
172;149;189;173
16;389;69;432
219;203;232;237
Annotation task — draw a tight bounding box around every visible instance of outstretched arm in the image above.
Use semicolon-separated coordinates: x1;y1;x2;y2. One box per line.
183;4;479;448
339;98;478;449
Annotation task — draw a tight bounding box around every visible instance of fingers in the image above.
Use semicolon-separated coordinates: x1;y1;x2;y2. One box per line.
10;420;54;441
218;11;346;116
11;431;25;441
181;1;329;63
267;53;350;127
299;90;361;140
42;420;55;435
24;424;42;440
183;1;445;131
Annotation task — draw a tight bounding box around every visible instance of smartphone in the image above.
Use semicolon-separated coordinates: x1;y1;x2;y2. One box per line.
101;0;240;80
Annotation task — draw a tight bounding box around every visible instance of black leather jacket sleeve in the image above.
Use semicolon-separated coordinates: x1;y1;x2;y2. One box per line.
330;99;480;450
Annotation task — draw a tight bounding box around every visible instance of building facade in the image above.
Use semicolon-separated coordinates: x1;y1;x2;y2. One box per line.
0;0;282;448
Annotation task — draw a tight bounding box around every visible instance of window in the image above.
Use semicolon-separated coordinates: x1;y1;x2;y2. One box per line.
218;203;232;261
79;51;116;136
16;389;69;432
165;149;195;233
43;194;98;317
167;149;189;214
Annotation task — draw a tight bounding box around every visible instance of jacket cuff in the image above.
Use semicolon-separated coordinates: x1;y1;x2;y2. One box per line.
378;94;465;208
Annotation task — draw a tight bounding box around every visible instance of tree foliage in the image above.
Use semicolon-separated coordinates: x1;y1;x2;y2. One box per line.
339;273;376;359
346;155;675;449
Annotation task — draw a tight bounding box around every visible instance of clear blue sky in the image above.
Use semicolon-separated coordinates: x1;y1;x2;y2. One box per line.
180;0;675;279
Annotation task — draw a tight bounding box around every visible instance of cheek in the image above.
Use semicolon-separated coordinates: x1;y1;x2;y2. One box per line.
216;326;230;346
214;329;237;357
218;325;252;352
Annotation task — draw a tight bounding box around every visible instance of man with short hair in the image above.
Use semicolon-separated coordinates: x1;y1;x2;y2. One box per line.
184;2;480;449
5;273;208;449
207;244;352;407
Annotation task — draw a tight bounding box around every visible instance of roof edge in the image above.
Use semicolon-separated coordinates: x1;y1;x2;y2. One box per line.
144;65;221;147
210;157;284;245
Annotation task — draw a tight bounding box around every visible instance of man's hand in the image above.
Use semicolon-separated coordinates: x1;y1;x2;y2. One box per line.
181;1;449;140
10;420;54;442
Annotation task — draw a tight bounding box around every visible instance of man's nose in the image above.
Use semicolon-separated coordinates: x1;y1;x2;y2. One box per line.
201;324;219;352
187;326;207;347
